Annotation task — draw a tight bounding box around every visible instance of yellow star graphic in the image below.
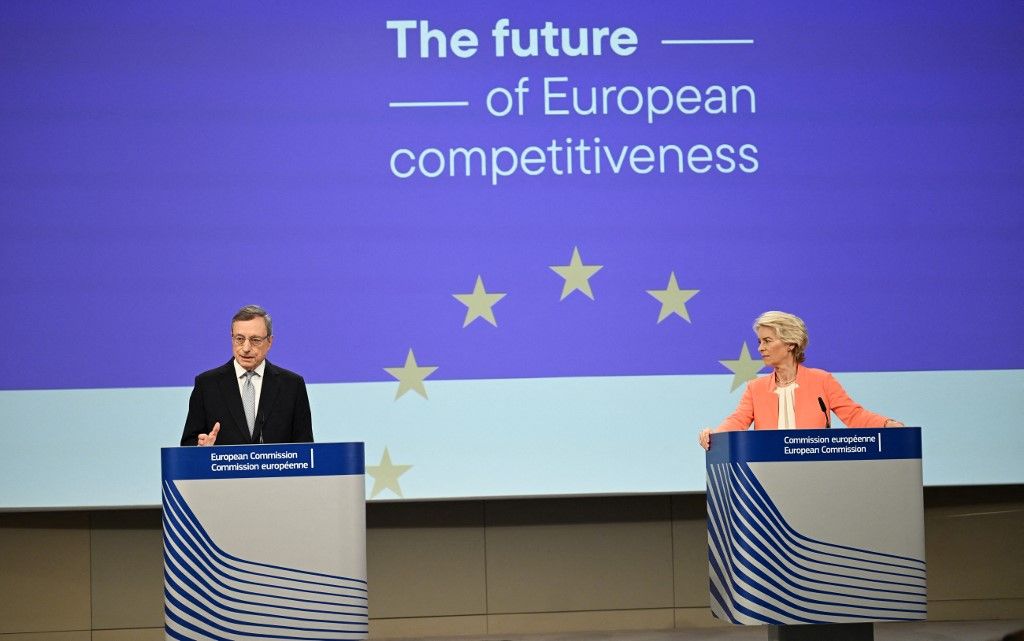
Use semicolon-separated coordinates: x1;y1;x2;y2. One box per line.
452;275;507;327
549;246;603;300
646;272;699;322
719;342;765;392
383;348;438;400
366;447;413;498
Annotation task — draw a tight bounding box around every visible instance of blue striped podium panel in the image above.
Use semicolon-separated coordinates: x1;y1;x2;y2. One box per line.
705;428;926;626
161;442;367;640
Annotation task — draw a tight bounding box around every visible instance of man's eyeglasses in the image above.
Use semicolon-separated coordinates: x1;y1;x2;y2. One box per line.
233;335;269;347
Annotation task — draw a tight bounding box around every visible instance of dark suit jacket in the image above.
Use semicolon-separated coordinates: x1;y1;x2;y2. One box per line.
180;359;313;446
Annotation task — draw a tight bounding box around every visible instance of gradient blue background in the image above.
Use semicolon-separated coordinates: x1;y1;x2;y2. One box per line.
1;1;1021;507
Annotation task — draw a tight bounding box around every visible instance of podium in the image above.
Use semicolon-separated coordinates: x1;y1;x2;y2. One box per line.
706;428;926;633
161;442;368;640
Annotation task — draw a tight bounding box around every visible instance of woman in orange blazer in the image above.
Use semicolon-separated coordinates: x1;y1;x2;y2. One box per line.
698;311;903;450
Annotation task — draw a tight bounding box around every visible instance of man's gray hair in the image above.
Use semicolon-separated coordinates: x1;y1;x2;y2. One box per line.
232;304;273;336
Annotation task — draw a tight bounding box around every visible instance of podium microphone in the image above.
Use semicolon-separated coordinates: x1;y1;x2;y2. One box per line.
818;397;831;429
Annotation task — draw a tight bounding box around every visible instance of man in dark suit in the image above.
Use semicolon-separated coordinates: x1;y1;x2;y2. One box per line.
181;305;313;446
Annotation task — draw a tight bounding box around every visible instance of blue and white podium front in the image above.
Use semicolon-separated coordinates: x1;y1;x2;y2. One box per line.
161;442;368;640
706;428;926;626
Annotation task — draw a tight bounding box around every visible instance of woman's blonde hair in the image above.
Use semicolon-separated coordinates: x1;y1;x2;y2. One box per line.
753;311;809;363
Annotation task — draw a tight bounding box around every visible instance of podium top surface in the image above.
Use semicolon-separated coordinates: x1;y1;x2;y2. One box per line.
161;441;364;481
706;427;921;465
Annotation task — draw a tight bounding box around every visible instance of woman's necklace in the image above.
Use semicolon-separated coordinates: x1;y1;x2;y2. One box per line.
775;365;798;386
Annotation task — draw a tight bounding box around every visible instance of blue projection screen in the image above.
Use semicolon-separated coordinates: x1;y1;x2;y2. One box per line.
1;2;1022;509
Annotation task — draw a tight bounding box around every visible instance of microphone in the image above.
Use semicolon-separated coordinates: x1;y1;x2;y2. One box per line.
255;415;266;444
818;397;831;429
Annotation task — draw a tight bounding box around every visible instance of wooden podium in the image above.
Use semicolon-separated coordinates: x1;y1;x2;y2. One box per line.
161;442;367;640
706;428;926;638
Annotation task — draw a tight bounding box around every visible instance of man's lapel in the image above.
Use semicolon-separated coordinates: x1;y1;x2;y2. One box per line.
253;361;281;443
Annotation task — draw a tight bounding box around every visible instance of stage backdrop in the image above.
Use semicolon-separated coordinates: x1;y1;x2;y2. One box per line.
1;1;1022;508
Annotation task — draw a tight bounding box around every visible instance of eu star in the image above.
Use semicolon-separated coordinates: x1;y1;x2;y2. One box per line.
646;272;699;322
384;349;438;400
453;275;507;327
550;246;603;300
719;342;765;392
366;447;413;498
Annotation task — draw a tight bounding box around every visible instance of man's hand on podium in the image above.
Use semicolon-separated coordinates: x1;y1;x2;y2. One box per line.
197;422;220;446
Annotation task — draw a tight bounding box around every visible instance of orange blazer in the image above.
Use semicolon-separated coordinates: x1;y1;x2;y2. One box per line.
716;366;891;432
